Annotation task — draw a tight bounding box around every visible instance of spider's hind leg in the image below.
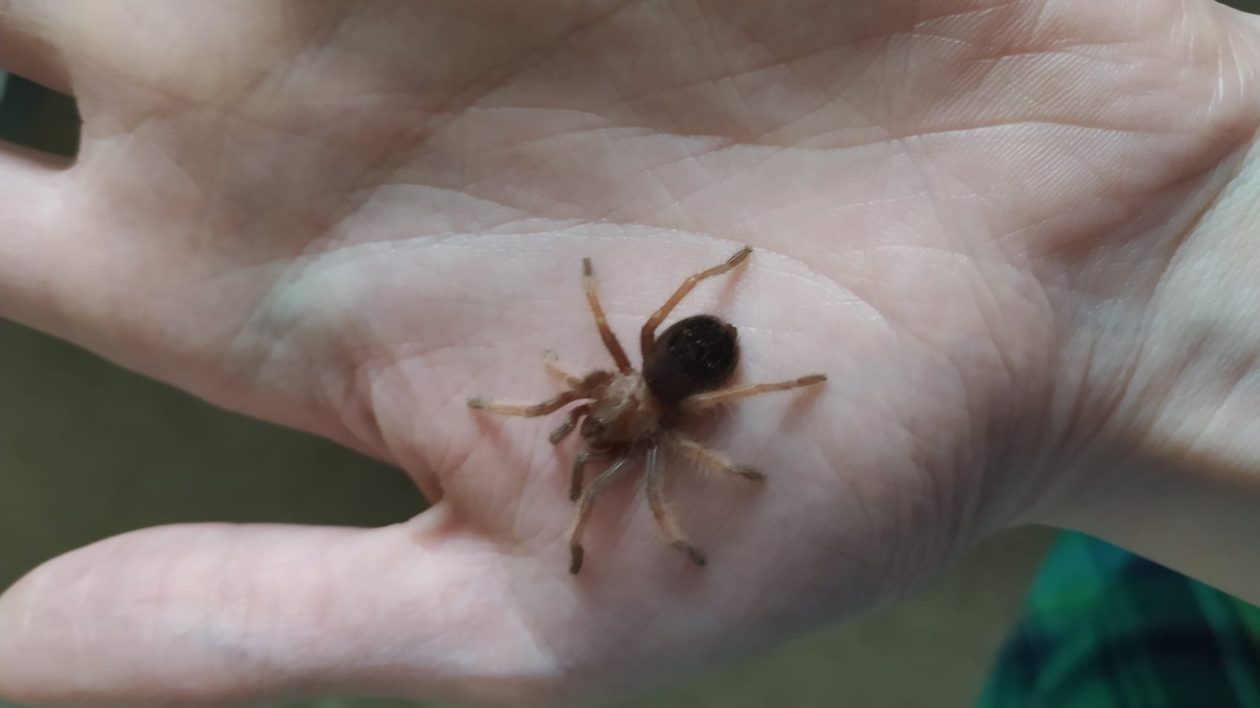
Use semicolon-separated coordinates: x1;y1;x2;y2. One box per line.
644;445;707;567
568;446;615;501
680;374;827;412
669;431;766;482
569;454;634;573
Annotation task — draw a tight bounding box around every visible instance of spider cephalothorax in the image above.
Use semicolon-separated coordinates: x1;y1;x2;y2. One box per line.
468;246;826;573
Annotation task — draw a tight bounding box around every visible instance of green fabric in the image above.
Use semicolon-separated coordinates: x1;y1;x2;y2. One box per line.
978;532;1260;708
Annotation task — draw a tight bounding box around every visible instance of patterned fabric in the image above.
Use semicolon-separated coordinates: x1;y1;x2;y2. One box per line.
978;532;1260;707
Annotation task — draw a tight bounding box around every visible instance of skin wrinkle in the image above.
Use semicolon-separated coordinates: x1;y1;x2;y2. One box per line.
1179;348;1260;458
851;288;997;546
199;6;630;240
956;289;1034;505
1024;143;1250;268
681;0;723;69
1145;135;1259;306
491;568;565;703
437;136;625;220
508;410;574;549
673;0;988;102
1141;327;1232;442
1029;142;1257;511
351;1;647;169
385;117;1179;274
628;144;764;226
224;531;289;683
318;356;387;460
1031;298;1153;521
471;4;1134;148
1003;308;1080;519
412;367;501;496
83;115;365;299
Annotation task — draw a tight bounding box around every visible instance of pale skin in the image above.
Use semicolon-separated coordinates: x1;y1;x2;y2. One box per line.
0;1;1259;706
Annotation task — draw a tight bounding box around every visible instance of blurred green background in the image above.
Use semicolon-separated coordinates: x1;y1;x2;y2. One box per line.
2;2;1257;703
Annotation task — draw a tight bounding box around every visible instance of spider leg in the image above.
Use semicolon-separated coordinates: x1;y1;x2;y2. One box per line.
548;403;591;445
668;431;766;481
543;350;582;388
467;389;585;417
569;453;634;574
680;373;826;412
640;245;751;358
582;258;632;373
644;444;707;567
567;446;616;501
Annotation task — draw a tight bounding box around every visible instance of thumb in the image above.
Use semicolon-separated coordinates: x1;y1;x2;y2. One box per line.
0;506;559;706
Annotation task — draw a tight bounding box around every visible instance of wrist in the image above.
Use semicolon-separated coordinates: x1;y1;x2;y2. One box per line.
1029;129;1260;601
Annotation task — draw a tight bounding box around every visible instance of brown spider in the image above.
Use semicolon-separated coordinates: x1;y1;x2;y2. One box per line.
467;246;826;573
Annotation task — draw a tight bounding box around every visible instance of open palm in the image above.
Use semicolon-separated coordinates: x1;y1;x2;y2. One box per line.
1;1;1258;705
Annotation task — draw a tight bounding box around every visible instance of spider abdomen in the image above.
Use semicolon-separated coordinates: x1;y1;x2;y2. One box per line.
643;314;739;405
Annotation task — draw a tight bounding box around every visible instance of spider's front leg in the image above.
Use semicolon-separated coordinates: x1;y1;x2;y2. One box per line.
548;404;591;445
640;245;751;358
582;258;632;373
543;350;582;388
466;389;585;417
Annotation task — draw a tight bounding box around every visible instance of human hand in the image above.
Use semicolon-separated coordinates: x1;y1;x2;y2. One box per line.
1;1;1258;705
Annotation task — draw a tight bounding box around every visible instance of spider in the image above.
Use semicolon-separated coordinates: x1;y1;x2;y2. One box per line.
467;246;826;573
